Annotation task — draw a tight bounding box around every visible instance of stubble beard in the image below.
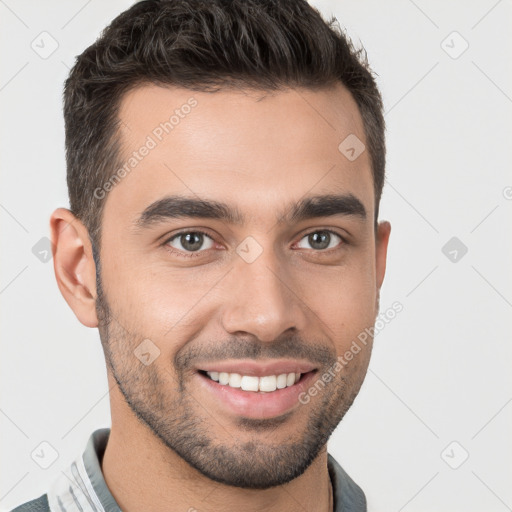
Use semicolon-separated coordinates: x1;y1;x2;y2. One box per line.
94;269;369;489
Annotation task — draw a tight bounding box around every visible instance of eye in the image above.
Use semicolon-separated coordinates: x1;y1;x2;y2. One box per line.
165;230;215;256
295;230;345;251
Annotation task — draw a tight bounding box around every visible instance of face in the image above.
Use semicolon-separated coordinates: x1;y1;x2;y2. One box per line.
93;83;389;489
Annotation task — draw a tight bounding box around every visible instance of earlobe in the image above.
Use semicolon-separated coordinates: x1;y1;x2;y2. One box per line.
50;208;99;328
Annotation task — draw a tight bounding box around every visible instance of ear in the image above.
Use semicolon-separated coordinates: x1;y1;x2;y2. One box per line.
50;208;99;328
375;220;391;291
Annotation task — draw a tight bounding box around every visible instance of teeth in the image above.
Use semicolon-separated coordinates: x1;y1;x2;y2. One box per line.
259;375;276;392
205;371;301;392
228;373;242;388
241;375;259;391
276;374;287;389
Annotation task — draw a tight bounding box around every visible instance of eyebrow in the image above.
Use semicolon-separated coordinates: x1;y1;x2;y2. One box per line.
132;193;367;231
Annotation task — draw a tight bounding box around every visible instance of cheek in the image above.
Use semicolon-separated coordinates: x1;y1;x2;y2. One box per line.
101;253;221;345
298;261;377;342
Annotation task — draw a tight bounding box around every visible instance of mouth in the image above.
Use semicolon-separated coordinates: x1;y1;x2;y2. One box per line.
195;368;319;419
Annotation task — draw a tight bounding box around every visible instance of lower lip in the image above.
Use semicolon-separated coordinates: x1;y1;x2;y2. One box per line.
196;370;317;419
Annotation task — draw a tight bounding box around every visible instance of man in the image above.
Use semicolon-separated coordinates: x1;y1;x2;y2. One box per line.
12;0;390;510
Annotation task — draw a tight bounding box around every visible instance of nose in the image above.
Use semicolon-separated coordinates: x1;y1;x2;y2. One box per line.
220;246;308;342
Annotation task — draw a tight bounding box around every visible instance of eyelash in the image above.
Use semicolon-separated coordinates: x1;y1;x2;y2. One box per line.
162;229;348;259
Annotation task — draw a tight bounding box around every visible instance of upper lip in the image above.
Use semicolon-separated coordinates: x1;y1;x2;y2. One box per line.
196;360;317;377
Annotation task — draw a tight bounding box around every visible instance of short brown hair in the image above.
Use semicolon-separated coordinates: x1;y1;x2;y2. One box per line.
63;0;385;252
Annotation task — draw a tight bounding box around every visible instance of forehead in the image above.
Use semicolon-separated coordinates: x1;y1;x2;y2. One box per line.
103;83;373;229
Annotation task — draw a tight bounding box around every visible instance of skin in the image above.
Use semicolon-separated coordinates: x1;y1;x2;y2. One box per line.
50;83;390;512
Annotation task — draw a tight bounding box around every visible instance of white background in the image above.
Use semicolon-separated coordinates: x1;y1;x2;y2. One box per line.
1;1;511;511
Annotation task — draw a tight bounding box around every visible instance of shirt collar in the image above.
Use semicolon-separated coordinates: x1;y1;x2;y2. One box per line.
47;428;365;512
47;428;119;512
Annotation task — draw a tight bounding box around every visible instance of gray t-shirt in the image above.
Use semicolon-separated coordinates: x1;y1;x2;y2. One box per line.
10;428;366;512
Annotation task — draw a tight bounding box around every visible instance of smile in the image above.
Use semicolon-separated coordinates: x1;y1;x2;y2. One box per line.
202;370;301;393
196;368;318;419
